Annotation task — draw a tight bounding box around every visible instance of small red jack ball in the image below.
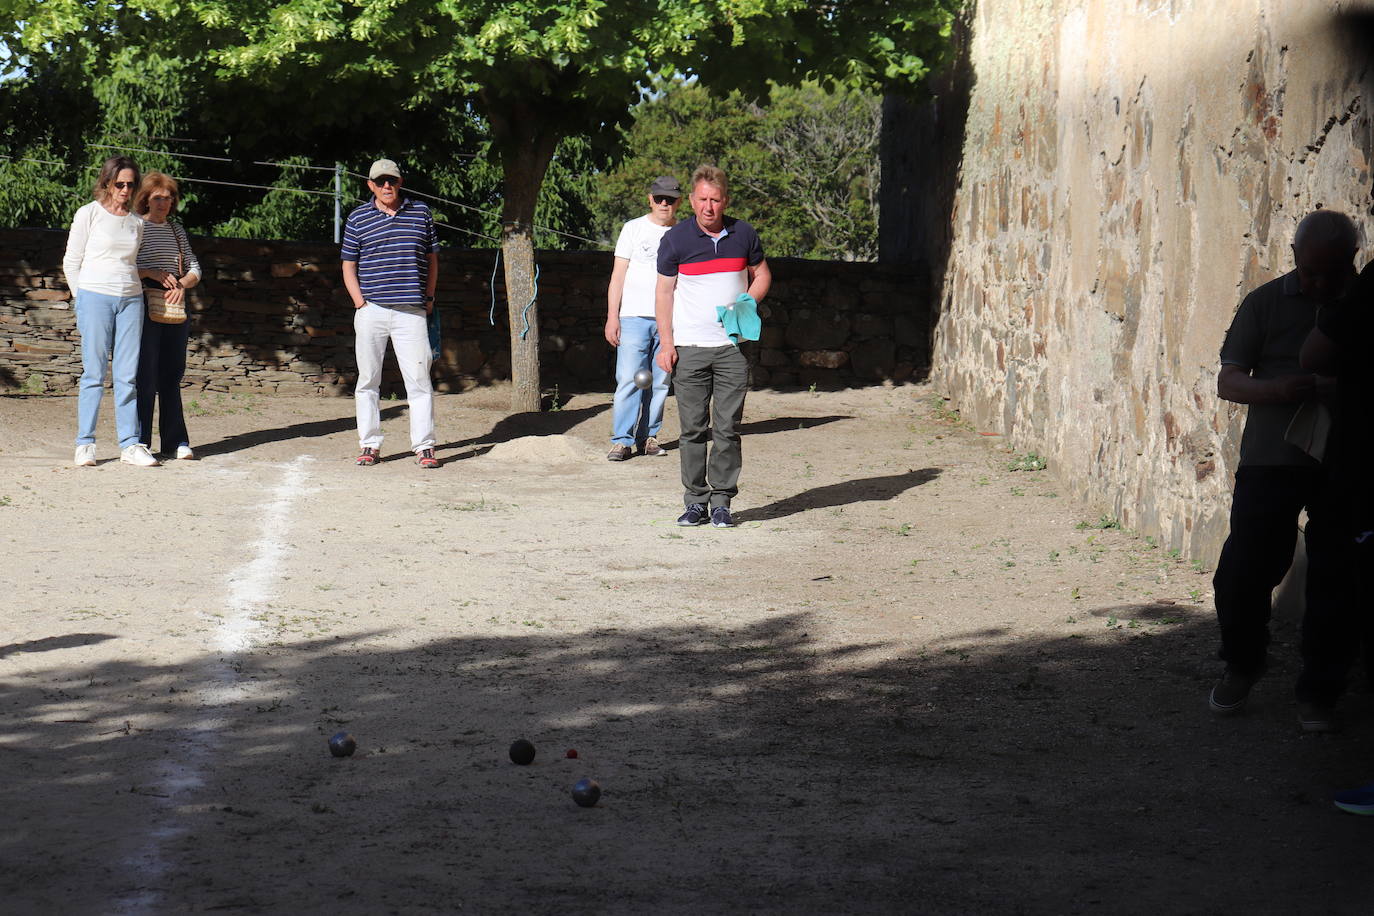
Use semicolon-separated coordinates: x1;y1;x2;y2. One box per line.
566;748;578;759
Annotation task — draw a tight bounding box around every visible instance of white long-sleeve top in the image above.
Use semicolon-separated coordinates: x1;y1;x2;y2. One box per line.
62;200;144;297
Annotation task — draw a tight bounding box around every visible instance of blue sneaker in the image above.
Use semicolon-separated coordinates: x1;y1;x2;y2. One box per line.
677;504;708;526
710;506;734;528
1334;782;1374;815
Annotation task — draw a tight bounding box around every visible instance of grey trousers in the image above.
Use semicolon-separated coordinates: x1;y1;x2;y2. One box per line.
673;344;748;508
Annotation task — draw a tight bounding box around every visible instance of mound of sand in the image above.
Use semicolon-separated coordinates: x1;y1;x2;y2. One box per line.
482;434;593;463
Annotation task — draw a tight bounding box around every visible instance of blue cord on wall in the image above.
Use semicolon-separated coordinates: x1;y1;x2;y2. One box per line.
520;265;539;340
488;247;540;340
488;248;501;327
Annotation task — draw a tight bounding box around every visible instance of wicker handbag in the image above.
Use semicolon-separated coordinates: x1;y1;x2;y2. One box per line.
145;229;187;325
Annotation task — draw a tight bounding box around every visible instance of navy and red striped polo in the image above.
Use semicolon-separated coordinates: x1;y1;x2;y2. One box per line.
657;216;765;347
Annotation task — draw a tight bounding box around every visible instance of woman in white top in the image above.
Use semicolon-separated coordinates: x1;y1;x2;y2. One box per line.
62;156;159;467
133;172;202;460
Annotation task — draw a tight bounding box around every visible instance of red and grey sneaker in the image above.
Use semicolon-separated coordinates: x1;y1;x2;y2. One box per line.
356;447;380;466
417;448;440;469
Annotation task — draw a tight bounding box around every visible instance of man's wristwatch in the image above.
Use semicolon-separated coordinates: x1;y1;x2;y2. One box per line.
424;295;435;303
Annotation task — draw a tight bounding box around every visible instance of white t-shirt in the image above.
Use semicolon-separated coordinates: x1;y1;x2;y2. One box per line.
612;215;675;318
62;201;144;297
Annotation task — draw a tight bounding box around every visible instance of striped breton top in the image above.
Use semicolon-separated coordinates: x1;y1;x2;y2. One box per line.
136;219;202;280
656;215;765;347
340;197;438;308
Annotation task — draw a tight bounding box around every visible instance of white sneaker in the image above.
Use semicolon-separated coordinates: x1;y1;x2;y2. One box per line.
74;444;97;467
120;444;161;467
175;445;195;460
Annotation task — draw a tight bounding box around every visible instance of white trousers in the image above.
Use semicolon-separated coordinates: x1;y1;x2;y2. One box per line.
354;303;435;452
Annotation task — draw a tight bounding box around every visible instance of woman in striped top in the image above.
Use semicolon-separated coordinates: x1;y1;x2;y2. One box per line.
134;172;203;460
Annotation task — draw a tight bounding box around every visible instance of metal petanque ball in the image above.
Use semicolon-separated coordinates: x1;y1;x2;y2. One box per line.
633;368;653;390
571;777;601;808
328;731;357;758
509;738;536;765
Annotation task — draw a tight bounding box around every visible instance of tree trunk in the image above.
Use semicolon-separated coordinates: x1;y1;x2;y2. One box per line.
488;98;561;413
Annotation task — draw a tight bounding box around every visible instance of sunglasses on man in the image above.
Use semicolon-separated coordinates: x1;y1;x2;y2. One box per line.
372;176;401;187
652;195;678;205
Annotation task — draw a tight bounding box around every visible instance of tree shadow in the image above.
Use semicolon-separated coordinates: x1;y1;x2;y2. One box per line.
3;609;1371;912
734;467;942;522
194;406;405;458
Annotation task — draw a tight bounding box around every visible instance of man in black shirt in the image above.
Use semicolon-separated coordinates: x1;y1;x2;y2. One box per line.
1209;209;1357;731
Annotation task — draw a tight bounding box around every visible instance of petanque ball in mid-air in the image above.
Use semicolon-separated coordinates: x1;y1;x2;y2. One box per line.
633;368;653;390
509;738;536;765
571;777;601;807
328;732;357;758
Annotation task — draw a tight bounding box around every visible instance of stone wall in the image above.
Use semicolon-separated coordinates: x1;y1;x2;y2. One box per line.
928;0;1374;558
0;229;928;397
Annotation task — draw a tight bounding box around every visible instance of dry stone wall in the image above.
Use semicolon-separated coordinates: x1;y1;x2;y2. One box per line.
0;229;927;397
931;0;1374;558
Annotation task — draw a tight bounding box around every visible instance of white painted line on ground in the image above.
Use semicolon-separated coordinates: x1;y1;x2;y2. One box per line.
220;455;314;652
116;455;313;914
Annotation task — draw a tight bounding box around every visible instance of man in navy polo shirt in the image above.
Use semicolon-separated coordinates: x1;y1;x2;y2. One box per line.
655;165;772;528
342;158;440;469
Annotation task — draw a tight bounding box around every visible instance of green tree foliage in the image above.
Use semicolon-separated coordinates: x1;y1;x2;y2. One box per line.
5;0;957;409
593;80;881;261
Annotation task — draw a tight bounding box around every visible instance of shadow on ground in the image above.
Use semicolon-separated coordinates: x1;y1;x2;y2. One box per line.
737;415;853;436
195;406;405;458
437;403;611;456
0;633;116;659
734;468;942;522
2;608;1371;913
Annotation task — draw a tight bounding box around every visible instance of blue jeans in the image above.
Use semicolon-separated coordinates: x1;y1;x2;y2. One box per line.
611;316;669;446
137;314;191;452
75;289;144;448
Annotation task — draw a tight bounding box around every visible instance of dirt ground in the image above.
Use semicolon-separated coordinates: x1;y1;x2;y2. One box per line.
0;383;1370;915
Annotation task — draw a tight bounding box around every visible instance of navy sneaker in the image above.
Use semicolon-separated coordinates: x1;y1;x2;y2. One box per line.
710;506;734;528
677;503;708;526
1208;667;1260;714
1298;702;1340;734
1334;782;1374;815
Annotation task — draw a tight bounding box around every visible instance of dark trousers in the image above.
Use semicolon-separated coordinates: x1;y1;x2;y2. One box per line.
673;345;748;508
136;316;191;452
1213;465;1355;704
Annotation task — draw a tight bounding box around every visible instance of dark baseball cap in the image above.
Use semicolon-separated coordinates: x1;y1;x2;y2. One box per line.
649;176;682;199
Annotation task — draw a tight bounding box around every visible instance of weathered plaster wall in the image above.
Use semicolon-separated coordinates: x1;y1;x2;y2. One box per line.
0;230;928;396
932;0;1374;557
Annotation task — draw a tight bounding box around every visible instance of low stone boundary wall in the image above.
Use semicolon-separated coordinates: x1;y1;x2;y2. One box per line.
0;229;929;396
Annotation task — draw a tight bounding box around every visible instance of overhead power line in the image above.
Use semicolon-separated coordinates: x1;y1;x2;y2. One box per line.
91;142;234;164
0;154;86;169
8;143;605;247
254;159;341;173
168;174;336;196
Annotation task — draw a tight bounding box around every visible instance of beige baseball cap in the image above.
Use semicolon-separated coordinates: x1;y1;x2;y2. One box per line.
368;158;402;180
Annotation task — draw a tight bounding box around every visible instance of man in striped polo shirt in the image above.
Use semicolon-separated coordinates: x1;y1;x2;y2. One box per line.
342;158;440;469
655;165;772;528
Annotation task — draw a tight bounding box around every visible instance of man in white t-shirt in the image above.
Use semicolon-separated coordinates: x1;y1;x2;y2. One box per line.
604;176;682;461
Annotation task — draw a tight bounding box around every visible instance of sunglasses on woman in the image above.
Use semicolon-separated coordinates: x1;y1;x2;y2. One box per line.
113;181;136;189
